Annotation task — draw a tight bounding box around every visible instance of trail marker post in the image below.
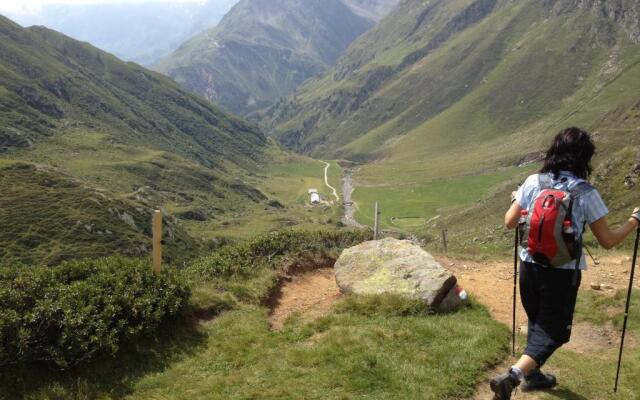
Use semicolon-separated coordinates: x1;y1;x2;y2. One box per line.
152;210;163;274
374;202;379;240
442;229;448;254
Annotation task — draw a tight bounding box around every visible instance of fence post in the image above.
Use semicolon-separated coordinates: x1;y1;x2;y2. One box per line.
374;202;379;240
442;229;448;254
153;210;163;274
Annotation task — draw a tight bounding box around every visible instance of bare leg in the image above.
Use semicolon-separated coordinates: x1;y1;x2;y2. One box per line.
514;355;538;375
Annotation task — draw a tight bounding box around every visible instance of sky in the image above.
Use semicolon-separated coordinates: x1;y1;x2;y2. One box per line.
0;0;205;14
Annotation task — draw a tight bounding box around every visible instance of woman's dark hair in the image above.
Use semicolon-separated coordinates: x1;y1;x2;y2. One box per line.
540;127;595;180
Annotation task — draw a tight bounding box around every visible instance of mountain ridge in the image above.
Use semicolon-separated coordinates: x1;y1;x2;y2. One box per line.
5;0;239;66
155;0;388;115
264;0;640;159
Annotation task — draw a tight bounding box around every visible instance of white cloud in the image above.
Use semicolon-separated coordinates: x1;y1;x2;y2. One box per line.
0;0;205;15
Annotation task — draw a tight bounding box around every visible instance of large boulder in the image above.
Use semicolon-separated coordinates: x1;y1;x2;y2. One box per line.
334;238;462;311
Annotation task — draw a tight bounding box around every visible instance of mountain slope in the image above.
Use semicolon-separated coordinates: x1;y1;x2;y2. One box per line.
263;0;640;244
0;161;198;266
0;16;266;165
266;0;640;162
0;15;279;264
155;0;375;115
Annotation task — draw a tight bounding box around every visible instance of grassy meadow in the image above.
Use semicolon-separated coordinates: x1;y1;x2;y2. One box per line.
0;230;511;400
0;300;509;400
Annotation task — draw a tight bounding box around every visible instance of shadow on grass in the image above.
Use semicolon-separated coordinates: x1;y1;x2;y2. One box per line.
0;318;208;399
542;388;589;400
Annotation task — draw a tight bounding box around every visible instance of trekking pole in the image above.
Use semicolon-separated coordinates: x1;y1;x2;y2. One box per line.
512;227;518;356
584;244;600;266
614;227;639;393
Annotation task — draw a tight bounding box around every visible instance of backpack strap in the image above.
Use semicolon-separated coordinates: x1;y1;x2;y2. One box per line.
537;173;554;190
567;180;593;286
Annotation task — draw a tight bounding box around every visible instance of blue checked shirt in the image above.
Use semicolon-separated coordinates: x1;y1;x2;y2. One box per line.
515;171;608;270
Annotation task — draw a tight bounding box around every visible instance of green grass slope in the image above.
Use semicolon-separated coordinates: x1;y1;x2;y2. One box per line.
0;15;266;166
263;0;640;250
0;161;197;266
155;0;375;115
0;15;337;263
267;0;640;159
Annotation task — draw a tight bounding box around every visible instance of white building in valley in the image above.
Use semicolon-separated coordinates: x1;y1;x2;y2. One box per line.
308;189;320;205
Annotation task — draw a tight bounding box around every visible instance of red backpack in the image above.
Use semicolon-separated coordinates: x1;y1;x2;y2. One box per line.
519;174;587;268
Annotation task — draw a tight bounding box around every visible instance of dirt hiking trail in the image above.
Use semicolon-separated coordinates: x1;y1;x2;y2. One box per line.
269;268;341;330
438;255;638;400
268;255;638;398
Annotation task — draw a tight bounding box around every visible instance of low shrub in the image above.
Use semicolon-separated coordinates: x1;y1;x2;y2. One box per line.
191;229;371;279
0;257;190;369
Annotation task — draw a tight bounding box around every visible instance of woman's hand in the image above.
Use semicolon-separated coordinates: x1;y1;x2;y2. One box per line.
631;207;640;226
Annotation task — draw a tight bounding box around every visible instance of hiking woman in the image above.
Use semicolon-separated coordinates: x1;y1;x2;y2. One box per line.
491;127;640;400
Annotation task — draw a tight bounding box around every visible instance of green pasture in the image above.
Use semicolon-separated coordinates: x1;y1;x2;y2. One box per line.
5;129;345;243
181;154;344;240
352;168;524;232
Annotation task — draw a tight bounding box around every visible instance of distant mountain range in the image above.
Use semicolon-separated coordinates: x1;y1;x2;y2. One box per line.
5;0;239;66
156;0;400;115
0;14;271;264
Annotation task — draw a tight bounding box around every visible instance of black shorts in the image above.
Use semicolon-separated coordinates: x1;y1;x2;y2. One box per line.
520;261;581;366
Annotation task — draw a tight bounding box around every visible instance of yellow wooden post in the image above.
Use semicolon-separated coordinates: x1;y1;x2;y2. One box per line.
152;210;162;273
374;202;379;240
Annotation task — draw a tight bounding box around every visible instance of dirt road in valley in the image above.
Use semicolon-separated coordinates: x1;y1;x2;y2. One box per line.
342;169;367;228
322;161;340;202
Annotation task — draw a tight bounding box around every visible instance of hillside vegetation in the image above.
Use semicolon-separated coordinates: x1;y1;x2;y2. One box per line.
0;257;189;369
155;0;380;115
0;230;510;400
0;161;196;266
0;15;340;264
262;0;640;251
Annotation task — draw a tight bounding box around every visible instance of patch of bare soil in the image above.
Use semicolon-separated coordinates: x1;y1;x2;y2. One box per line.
437;255;637;328
436;255;638;400
269;268;342;330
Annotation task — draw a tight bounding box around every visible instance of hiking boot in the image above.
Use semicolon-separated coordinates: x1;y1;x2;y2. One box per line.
521;369;557;392
490;369;521;400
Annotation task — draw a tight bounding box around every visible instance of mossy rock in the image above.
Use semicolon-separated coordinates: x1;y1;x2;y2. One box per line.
334;237;459;310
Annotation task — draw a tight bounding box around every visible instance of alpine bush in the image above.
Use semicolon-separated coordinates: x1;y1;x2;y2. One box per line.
0;257;189;369
190;229;371;279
